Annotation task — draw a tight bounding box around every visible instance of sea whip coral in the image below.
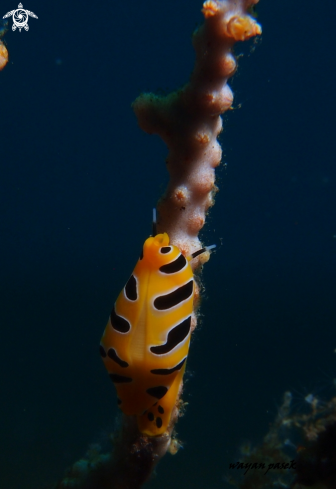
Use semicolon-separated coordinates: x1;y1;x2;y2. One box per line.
54;1;261;488
110;1;261;485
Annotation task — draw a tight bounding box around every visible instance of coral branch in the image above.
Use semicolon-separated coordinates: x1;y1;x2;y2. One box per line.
52;417;171;489
52;1;261;488
133;0;261;262
131;0;261;476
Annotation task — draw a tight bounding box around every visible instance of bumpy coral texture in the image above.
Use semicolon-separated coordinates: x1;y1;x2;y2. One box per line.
133;0;261;271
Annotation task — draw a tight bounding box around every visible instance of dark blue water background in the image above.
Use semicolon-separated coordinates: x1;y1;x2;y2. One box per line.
0;1;335;488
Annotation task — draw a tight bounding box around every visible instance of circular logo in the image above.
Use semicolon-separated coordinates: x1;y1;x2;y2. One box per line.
13;9;28;28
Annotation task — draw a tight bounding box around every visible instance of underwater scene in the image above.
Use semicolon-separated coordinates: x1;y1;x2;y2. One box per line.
1;0;336;488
